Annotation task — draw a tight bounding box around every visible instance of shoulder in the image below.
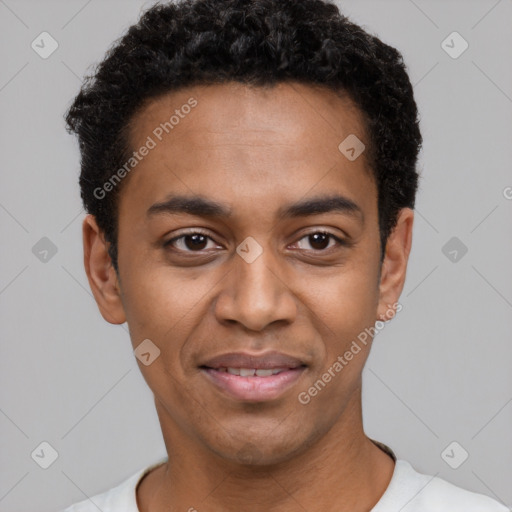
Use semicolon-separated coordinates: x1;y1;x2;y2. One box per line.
373;459;510;512
59;470;141;512
422;475;510;511
59;458;167;512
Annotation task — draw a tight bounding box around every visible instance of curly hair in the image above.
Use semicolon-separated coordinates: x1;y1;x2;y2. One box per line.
65;0;422;272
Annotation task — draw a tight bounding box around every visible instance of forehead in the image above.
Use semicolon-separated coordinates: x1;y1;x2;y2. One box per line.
129;81;368;154
120;81;376;225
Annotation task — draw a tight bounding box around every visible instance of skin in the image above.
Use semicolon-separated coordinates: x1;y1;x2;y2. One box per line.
83;81;414;512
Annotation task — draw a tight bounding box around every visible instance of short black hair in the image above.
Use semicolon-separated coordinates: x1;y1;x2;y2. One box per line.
65;0;422;272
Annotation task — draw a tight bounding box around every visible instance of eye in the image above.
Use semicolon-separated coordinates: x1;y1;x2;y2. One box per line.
291;231;346;252
163;229;347;255
164;230;221;252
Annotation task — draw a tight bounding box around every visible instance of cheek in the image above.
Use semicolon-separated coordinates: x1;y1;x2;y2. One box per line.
118;265;203;411
305;261;380;346
119;273;173;342
295;270;378;416
119;258;211;341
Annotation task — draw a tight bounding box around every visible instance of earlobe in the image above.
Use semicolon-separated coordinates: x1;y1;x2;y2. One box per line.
376;208;414;321
83;214;127;324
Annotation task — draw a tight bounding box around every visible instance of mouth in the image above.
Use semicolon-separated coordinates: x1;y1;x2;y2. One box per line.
199;352;308;402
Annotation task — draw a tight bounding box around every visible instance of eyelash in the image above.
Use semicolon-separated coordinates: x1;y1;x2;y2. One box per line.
163;229;348;254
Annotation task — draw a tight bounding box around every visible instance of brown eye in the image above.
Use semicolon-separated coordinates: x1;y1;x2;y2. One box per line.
293;231;345;252
307;232;330;250
181;234;208;251
164;231;219;252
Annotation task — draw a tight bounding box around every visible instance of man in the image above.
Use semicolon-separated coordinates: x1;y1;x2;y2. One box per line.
61;0;509;510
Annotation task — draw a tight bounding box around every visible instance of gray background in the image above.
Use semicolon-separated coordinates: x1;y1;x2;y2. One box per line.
0;0;511;510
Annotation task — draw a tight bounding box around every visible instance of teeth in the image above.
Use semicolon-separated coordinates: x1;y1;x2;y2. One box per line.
255;369;273;377
222;367;288;376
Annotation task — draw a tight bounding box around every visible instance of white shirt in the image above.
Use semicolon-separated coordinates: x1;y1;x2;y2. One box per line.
61;456;509;512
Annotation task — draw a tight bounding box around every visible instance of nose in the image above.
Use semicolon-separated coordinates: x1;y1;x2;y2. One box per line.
214;245;297;332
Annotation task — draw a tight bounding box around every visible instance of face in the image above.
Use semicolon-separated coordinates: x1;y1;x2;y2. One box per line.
84;82;413;465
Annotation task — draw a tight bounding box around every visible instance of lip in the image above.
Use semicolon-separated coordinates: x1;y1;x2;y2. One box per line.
200;351;305;370
199;351;308;402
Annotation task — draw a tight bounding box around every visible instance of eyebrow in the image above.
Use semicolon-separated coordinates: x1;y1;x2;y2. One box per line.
147;194;364;222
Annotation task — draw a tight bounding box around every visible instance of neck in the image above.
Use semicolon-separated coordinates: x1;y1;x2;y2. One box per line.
137;388;395;512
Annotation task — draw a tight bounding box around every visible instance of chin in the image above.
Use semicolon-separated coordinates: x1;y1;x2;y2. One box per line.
204;426;318;467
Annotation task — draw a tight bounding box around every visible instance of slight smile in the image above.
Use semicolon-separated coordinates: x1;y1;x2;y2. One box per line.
199;351;308;402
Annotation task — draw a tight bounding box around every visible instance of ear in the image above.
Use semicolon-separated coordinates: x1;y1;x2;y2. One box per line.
83;214;126;324
376;208;414;321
